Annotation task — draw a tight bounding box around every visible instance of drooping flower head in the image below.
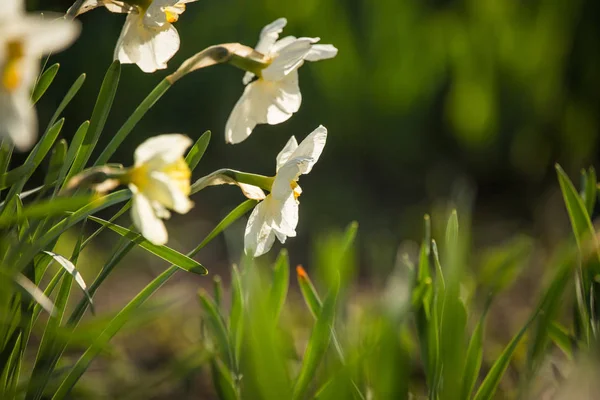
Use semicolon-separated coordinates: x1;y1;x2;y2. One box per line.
68;0;197;73
244;125;327;257
225;19;337;144
0;2;80;150
128;134;194;245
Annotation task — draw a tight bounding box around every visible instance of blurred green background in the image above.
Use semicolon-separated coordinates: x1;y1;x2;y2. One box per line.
25;0;600;267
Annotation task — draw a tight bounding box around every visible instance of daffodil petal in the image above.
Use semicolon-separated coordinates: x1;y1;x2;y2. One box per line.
146;171;193;214
288;125;327;174
114;13;180;73
0;90;37;151
305;44;338;61
134;134;192;166
1;0;24;17
272;192;298;238
261;38;317;81
0;18;80;57
144;0;179;27
276;135;298;171
271;157;312;201
255;17;287;54
225;82;264;144
132;192;168;245
271;36;298;53
244;198;276;257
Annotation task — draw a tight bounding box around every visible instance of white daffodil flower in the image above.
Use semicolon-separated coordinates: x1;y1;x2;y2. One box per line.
244;125;327;257
128;134;194;245
0;4;80;150
225;18;338;144
68;0;197;73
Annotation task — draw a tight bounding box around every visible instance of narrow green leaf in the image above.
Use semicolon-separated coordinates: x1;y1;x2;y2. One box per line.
415;215;434;387
461;301;491;399
0;118;64;195
548;321;575;360
27;260;73;400
43;252;93;310
0;140;12;175
292;279;339;400
51;200;254;398
14;274;54;316
87;215;207;275
213;275;223;308
47;73;86;130
431;239;445;291
556;164;600;262
60;121;89;189
581;167;597;216
193;200;258;251
51;265;180;400
94;78;171;166
210;358;239;400
269;249;290;322
199;291;232;366
20;190;131;270
229;265;243;372
185;130;211;170
70;61;120;174
297;266;322;318
44;140;67;189
0;196;92;227
67;240;136;325
525;246;574;380
31;64;59;104
474;309;539;400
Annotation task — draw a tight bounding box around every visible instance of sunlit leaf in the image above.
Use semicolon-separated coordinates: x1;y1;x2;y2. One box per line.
31;63;59;105
87;215;207;275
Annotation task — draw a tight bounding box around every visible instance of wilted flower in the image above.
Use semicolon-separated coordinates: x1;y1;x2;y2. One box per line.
127;134;194;245
68;0;197;73
244;125;327;257
225;18;337;144
0;3;80;150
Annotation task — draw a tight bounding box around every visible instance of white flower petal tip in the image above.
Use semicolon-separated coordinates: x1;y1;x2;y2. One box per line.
129;134;194;244
243;126;328;257
73;0;196;73
0;13;80;151
225;19;336;144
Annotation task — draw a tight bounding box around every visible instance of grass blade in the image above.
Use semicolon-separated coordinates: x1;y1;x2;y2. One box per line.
199;291;232;367
297;266;322;318
94;78;171;166
474;309;539;400
193;200;258;251
87;215;207;275
31;64;59;105
43;252;93;310
51;265;180;399
292;279;339;400
210;358;239;400
581;167;597;216
461;301;491;399
60;121;89;189
47;73;86;130
556;164;600;263
269;249;289;322
185;130;211;171
0;118;64;195
52;199;255;398
229;265;243;372
70;61;120;174
0;196;92;228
